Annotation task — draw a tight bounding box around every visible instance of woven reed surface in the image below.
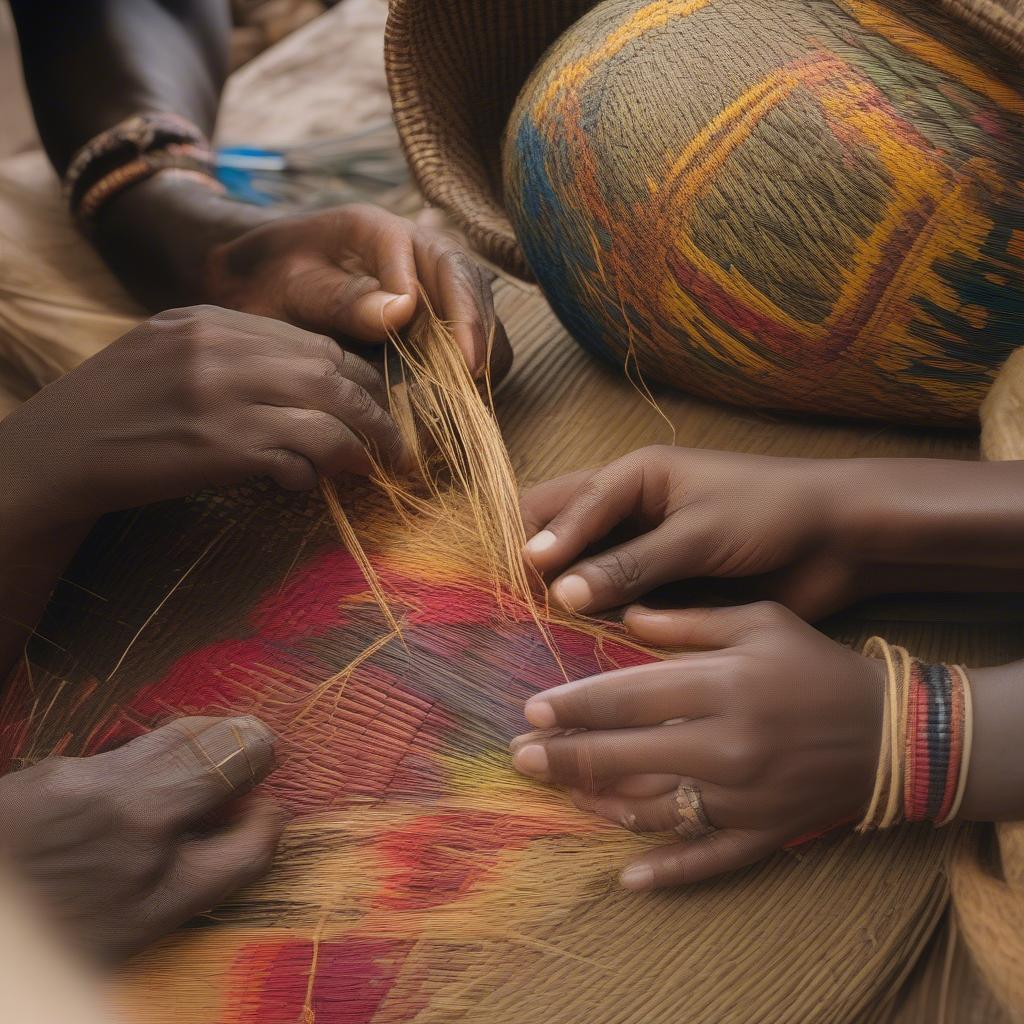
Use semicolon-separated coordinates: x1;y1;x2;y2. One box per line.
0;276;1018;1022
0;0;1019;1014
948;350;1024;1024
386;0;1024;281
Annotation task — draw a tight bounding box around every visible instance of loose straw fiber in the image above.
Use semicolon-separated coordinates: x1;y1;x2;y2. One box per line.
1;312;957;1023
953;349;1024;1021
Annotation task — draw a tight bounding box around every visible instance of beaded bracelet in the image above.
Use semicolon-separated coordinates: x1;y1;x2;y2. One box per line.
63;112;225;227
858;637;973;832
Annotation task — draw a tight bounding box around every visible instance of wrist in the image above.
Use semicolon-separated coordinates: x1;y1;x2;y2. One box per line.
959;662;1024;822
92;172;274;308
0;418;99;534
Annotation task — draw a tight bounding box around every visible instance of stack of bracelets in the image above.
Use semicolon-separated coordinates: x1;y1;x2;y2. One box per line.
63;112;226;229
859;637;974;831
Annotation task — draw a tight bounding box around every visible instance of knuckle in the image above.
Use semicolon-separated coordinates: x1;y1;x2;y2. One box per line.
436;246;475;277
589;549;642;591
310;357;341;383
571;476;611;512
305;333;340;362
749;601;791;628
342;381;378;421
248;840;278;880
262;448;315;490
35;756;95;802
717;730;765;785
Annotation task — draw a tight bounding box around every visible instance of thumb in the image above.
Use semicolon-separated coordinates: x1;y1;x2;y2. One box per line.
547;522;692;614
286;265;418;344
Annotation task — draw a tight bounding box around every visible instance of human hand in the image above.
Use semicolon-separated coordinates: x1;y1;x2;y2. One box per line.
0;716;286;962
510;602;884;890
204;204;512;381
1;305;408;525
521;446;867;620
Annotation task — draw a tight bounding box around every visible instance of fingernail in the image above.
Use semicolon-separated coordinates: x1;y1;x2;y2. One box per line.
525;699;556;729
382;293;408;316
513;743;549;778
619;865;655;891
552;574;592;612
524;530;557;560
509;728;564;753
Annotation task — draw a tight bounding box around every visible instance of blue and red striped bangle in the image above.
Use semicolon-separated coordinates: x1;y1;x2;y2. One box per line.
903;659;967;824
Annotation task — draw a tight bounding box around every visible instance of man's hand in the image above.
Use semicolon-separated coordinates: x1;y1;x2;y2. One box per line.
203;204;512;381
0;716;286;962
1;304;408;527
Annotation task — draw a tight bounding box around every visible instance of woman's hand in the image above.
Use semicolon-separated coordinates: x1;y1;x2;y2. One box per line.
0;716;287;962
2;304;408;526
521;446;872;620
203;205;511;381
522;446;1024;620
510;602;884;890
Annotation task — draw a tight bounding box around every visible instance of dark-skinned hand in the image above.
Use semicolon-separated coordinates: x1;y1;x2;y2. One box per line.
0;716;286;962
511;602;884;890
521;446;870;620
204;204;512;382
1;304;408;526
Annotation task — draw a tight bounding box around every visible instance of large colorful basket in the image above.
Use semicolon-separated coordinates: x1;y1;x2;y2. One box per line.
389;0;1024;425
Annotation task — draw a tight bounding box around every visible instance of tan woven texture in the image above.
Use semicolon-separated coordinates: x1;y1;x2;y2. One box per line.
0;0;1019;1016
385;0;1024;280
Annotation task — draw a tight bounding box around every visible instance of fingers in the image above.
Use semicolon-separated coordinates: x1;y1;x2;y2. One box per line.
282;235;417;345
618;829;780;890
521;455;684;612
153;796;287;923
571;776;727;836
413;234;511;380
519;469;595;547
511;720;729;792
250;355;407;473
522;657;722;730
606;774;682;798
623;605;756;649
259;408;379;478
106;716;277;833
521;457;648;578
554;525;694;614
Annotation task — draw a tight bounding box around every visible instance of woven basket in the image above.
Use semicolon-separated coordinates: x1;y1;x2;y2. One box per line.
385;0;1024;281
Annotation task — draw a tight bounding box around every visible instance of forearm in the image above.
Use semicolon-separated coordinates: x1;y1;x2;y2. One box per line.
10;0;229;172
832;458;1024;595
0;413;96;680
962;659;1024;821
9;0;265;307
90;174;274;309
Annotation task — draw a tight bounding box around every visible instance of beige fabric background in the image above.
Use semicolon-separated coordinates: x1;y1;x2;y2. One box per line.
0;0;1019;1018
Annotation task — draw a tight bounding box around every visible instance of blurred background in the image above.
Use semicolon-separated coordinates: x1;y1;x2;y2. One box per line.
0;0;338;158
